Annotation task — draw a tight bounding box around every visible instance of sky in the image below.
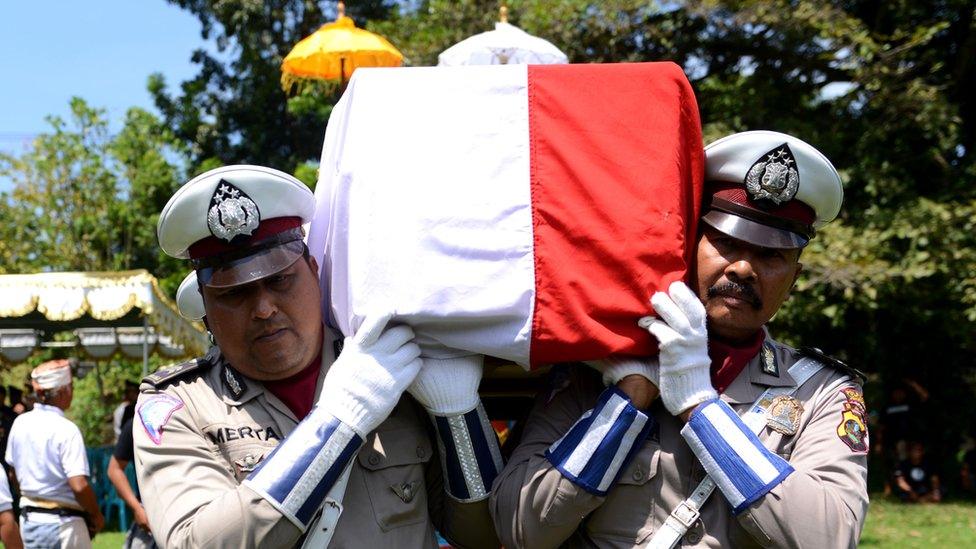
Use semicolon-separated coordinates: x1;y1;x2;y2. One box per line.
0;0;211;189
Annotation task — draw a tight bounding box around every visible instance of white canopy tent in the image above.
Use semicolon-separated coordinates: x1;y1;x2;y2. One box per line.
438;21;569;66
0;270;208;373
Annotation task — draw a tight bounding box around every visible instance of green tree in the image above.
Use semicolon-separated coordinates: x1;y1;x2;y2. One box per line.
149;0;394;177
0;98;189;295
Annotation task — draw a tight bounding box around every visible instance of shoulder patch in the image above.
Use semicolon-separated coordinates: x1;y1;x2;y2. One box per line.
836;387;868;453
799;347;866;385
138;394;184;445
142;355;212;388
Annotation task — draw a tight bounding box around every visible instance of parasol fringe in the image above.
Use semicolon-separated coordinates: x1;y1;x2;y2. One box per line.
281;71;343;96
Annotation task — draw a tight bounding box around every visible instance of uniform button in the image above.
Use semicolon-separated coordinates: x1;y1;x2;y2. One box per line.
682;519;704;545
632;466;644;481
416;446;426;458
368;454;380;466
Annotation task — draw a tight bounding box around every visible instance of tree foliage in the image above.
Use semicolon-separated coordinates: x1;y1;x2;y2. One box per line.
148;0;392;175
0;99;189;296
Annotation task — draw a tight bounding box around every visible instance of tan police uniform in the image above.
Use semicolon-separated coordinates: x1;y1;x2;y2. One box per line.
135;335;495;548
491;131;868;548
490;335;868;548
137;165;501;548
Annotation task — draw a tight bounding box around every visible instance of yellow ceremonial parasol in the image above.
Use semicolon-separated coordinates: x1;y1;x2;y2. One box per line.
281;1;403;92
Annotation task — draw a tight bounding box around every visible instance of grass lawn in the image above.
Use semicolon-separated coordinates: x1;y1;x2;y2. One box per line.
861;495;976;547
91;531;125;549
31;495;976;549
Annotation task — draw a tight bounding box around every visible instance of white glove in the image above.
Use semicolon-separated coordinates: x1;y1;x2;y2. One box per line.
407;354;483;415
585;357;660;388
638;281;717;416
318;314;422;437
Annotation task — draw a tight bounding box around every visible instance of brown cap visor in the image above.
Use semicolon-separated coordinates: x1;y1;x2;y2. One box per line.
702;210;809;249
197;239;306;288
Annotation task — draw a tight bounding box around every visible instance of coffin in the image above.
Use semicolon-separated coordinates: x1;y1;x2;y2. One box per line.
308;62;703;370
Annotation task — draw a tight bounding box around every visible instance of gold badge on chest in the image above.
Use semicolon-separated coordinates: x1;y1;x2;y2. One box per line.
766;395;803;435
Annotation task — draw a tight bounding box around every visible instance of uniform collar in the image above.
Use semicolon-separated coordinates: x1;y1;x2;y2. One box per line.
216;327;340;409
720;329;796;404
217;358;262;406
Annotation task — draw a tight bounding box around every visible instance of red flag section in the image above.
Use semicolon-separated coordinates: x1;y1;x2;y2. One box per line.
528;62;704;366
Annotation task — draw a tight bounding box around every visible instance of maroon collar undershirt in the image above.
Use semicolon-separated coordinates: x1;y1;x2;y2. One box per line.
708;330;765;394
264;351;322;420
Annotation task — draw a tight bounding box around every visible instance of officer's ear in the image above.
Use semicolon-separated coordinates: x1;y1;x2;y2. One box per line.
790;261;803;291
304;252;319;276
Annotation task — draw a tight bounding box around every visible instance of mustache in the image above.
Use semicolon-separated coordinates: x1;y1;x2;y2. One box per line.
707;280;762;310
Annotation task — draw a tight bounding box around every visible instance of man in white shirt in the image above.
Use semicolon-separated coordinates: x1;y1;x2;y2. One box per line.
5;359;104;548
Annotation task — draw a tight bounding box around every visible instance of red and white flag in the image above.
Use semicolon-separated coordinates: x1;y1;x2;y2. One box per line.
308;62;703;369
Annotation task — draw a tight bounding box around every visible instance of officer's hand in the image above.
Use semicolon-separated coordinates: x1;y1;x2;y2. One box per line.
407;354;483;415
638;281;717;417
134;505;152;532
586;357;660;410
318;313;422;437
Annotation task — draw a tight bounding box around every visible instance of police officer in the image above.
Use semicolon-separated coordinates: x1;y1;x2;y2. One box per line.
135;165;502;548
490;131;869;547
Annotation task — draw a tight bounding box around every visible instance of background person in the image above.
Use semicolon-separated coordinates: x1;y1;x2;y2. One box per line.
4;359;104;548
893;441;942;503
112;381;139;443
108;417;155;548
0;469;23;549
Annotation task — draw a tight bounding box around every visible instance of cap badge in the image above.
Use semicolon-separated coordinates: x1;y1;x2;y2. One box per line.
745;143;799;206
207;180;260;242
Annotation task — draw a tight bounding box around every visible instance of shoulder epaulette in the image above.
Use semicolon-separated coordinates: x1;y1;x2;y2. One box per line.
798;347;867;385
142;355;213;389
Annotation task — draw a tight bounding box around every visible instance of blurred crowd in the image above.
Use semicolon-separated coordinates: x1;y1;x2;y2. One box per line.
872;378;976;503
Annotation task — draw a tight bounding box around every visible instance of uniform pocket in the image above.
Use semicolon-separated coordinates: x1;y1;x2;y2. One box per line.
358;426;433;532
585;439;661;544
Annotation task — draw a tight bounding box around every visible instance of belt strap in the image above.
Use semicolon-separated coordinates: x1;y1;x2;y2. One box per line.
300;463;352;548
22;506;87;518
645;358;824;549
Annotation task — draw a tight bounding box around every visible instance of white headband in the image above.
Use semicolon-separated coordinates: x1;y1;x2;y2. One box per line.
31;365;72;390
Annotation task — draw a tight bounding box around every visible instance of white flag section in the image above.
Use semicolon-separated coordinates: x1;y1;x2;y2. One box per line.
310;65;535;363
308;63;704;369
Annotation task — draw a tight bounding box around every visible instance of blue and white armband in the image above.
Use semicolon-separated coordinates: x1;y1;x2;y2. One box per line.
243;407;363;530
430;402;504;502
681;398;793;514
545;386;654;496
